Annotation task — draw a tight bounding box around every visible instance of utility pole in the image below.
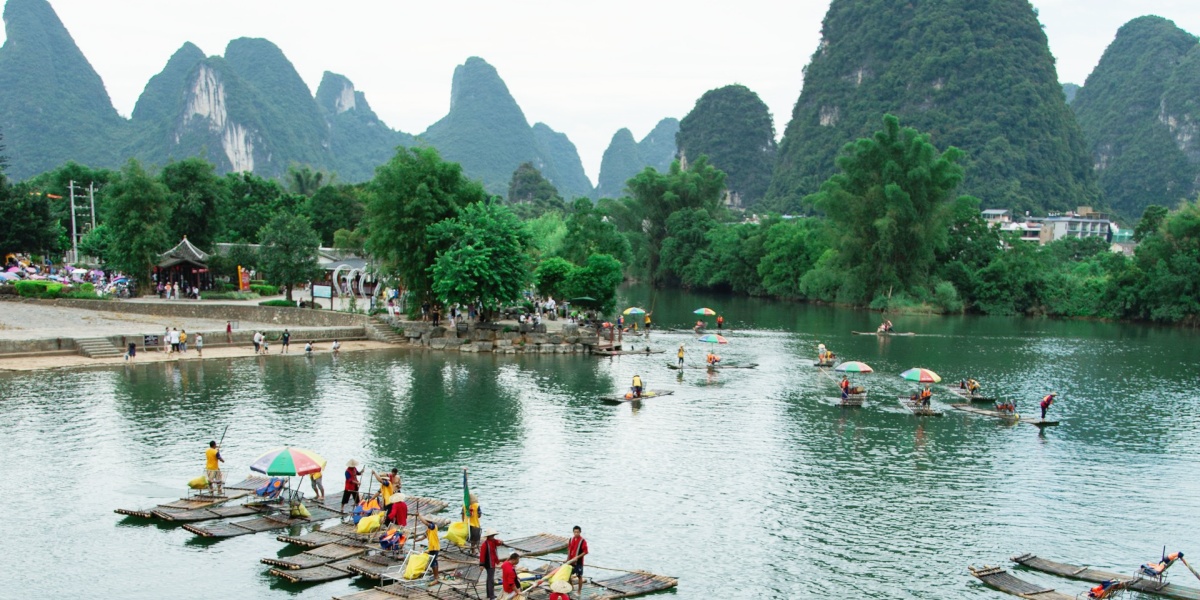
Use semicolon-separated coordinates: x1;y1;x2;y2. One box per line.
88;182;97;230
68;179;78;262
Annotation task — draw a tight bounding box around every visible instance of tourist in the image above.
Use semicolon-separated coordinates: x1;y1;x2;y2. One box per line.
499;552;522;600
677;344;685;367
226;321;233;344
332;340;341;353
252;331;262;354
421;300;430;321
386;297;396;318
549;580;572;600
281;329;290;353
170;328;181;353
567;526;589;596
817;342;826;361
1041;392;1057;419
195;333;203;357
631;374;643;398
644;312;652;330
179;329;188;353
479;530;503;600
421;515;442;584
717;315;724;330
125;341;136;361
310;466;325;501
305;341;313;354
467;492;482;554
384;493;408;527
163;326;170;352
341;459;363;515
205;440;224;495
920;385;933;407
706;351;721;366
165;282;173;300
261;337;269;353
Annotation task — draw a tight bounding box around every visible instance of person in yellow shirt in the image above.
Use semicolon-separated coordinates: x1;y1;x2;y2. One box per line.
676;344;685;367
205;441;224;495
422;515;442;584
310;468;325;502
466;493;482;554
631;374;643;398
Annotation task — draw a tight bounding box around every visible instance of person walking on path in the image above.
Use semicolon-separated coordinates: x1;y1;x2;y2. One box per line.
567;526;589;596
205;441;224;495
252;331;262;355
226;321;232;344
281;329;290;354
195;333;203;357
479;530;504;600
1040;392;1057;419
341;459;363;515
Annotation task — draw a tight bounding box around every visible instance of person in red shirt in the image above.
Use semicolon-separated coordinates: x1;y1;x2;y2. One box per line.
567;525;589;595
341;459;363;515
1040;392;1057;419
499;552;521;600
479;529;504;600
384;493;408;527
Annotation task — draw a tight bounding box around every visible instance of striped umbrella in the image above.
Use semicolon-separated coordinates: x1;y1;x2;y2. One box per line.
697;334;728;344
899;368;941;383
834;361;873;373
693;307;717;316
623;307;646;315
249;447;327;476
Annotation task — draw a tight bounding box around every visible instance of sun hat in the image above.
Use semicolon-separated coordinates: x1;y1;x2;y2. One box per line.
484;529;498;537
390;493;407;504
347;459;359;468
550;581;572;593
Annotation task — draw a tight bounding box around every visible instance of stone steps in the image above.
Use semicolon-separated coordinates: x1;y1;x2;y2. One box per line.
366;317;406;344
76;337;125;359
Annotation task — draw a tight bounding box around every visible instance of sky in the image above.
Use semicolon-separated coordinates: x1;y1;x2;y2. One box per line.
4;0;1200;185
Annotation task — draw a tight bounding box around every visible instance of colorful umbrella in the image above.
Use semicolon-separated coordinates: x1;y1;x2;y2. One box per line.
697;334;728;344
834;361;873;373
249;447;327;476
623;307;646;315
693;307;717;316
899;368;941;383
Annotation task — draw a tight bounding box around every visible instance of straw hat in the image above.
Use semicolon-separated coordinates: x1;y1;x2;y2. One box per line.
484;529;498;537
469;493;478;503
390;493;407;504
550;581;572;593
346;459;359;468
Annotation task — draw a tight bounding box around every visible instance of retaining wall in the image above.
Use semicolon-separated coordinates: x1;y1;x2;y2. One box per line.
0;296;369;327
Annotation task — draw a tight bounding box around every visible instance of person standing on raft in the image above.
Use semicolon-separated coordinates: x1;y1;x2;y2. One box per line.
342;459;363;515
479;529;504;600
1040;392;1057;419
567;525;589;596
631;374;643;398
677;344;685;367
205;441;224;495
716;315;724;330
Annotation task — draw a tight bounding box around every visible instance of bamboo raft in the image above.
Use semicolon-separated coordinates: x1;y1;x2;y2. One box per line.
502;533;570;556
951;405;1060;427
115;475;269;518
852;331;916;336
183;505;340;538
1012;554;1200;600
839;392;867;407
333;568;678;600
666;363;757;370
948;388;996;403
592;349;665;356
812;359;837;368
897;397;943;417
969;565;1076;599
600;390;675;404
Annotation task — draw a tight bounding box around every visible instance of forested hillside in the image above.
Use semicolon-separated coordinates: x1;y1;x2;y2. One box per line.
677;85;776;207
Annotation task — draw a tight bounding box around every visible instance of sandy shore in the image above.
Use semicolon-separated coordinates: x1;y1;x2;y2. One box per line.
0;340;399;372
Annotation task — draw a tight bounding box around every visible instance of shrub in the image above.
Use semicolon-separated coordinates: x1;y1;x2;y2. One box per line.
932;281;964;314
200;291;259;301
214;281;236;292
15;280;64;298
259;299;298;307
250;284;279;296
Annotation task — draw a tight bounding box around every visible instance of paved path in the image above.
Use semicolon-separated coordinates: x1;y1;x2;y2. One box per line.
0;301;328;341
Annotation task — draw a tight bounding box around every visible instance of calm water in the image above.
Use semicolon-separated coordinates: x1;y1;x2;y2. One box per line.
3;286;1200;599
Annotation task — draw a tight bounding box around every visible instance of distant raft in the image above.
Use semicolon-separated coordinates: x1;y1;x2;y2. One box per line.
114;475;268;519
600;390;675;404
852;331;916;336
1012;553;1200;600
839;392;867;407
969;565;1077;600
897;397;943;417
950;404;1059;427
948;387;995;403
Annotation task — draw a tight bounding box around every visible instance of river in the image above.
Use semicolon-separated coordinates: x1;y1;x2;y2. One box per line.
2;285;1199;599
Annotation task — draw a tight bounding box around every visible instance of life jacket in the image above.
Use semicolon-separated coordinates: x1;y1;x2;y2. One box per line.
1089;580;1119;598
379;527;406;550
1041;395;1054;409
840;380;850;391
256;478;284;498
632;376;642;387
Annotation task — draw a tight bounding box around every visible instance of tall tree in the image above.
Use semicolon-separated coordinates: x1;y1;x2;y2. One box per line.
307;184;364;246
287;164;328;197
105;160;171;290
220;172;287;243
160;157;226;249
366;147;487;300
427;201;531;318
0;179;62;257
626;157;726;285
809;114;965;304
558;198;631;266
257;213;322;302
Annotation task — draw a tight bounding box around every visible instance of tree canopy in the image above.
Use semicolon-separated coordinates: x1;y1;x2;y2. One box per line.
257;212;322;301
427;201;531;316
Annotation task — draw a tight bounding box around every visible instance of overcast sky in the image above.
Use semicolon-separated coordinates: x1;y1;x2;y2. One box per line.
4;0;1200;184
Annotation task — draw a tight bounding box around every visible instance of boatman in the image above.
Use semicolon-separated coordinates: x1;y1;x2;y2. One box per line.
840;375;851;395
919;385;933;407
342;459;363;516
677;344;685;367
631;374;643;398
1040;392;1057;419
479;530;504;600
567;526;589;596
644;312;652;330
205;441;224;496
716;315;724;330
817;342;827;361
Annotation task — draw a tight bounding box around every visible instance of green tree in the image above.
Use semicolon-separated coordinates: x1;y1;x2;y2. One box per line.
427;201;531;317
1134;204;1169;242
626;156;726;285
220;172;287;243
287;164;328;197
757;218;829;298
658;207;718;286
558;197;631;266
507;162;564;219
1132;199;1200;322
0;180;62;257
77;223;111;265
333;227;366;254
160;157;226;249
257;213;322;302
105;160;171;290
366;147;487;299
526;211;567;260
308;184;364;246
564;253;624;314
808;115;964;304
534;256;574;299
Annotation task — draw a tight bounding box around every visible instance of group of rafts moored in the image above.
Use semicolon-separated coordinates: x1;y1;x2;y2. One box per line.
971;551;1200;600
115;463;677;600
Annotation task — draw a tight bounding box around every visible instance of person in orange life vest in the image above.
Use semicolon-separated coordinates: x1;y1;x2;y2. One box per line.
1040;392;1057;419
716;315;724;330
384;493;408;527
341;459;363;515
549;580;573;600
567;525;589;595
479;529;504;600
919;386;932;407
499;552;522;600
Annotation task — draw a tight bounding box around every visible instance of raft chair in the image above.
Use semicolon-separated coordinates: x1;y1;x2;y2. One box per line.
432;563;486;599
381;550;434;588
1139;551;1184;585
252;477;285;503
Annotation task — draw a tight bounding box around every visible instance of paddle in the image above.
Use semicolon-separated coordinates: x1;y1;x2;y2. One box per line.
518;552;585;597
1180;556;1200;585
213;425;229;495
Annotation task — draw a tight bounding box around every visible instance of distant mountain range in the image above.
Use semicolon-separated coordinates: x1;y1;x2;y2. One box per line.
0;0;670;199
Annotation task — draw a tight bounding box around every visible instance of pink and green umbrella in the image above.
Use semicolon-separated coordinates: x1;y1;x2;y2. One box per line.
697;333;728;344
899;368;941;383
693;307;717;316
834;361;873;373
249;447;327;476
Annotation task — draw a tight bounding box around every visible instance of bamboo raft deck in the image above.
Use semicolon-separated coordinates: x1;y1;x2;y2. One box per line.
897;397;944;417
593;349;665;356
265;541;369;570
183;505;340;538
839;392;867;407
333;569;678;600
600;390;675;404
272;558;361;584
114;475;270;518
948;388;996;403
951;405;1060;427
852;331;916;336
813;360;837;368
1012;554;1200;600
969;565;1076;600
502;533;570;556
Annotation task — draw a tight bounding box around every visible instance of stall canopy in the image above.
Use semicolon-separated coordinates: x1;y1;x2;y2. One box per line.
158;237;210;269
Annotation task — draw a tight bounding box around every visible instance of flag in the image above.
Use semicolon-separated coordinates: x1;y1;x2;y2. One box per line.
462;469;471;524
